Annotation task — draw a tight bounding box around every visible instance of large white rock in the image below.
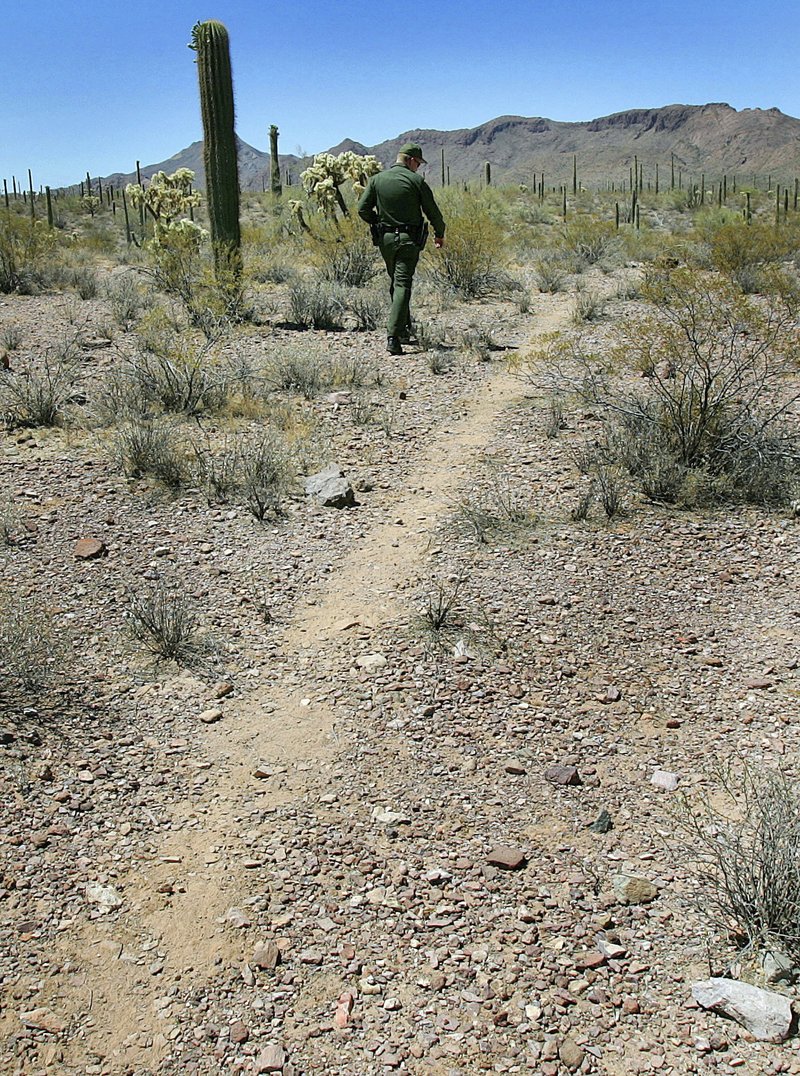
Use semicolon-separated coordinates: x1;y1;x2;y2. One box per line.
692;977;793;1042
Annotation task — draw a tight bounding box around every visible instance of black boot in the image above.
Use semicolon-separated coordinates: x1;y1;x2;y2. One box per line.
387;336;403;356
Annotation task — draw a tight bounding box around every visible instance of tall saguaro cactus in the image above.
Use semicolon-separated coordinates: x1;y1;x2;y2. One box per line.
190;19;241;278
269;125;282;197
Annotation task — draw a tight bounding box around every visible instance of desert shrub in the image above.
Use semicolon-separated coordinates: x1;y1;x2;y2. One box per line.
601;269;800;506
0;590;64;697
425;193;507;299
106;273;146;329
237;430;298;520
703;218;787;293
0;216;59;294
454;471;531;544
270;350;327;398
673;761;800;961
421;572;466;634
126;320;228;415
247;256;298;285
0;499;20;545
113;419;189;487
287;279;347;330
560;217;619;267
345;285;387;330
192;437;246;504
571;287;606;324
0;324;23;351
68;265;99;300
0;346;80;428
415;319;447;351
457;325;497;362
125;582;202;664
313;218;380;287
533;253;568;293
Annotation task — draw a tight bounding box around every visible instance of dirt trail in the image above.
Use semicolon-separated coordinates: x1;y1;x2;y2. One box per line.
51;299;570;1070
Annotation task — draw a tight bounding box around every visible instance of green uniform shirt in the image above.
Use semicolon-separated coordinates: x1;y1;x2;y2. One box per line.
357;163;445;239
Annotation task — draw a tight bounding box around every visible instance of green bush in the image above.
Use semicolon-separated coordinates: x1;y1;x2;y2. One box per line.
113;419;189;487
287;279;346;330
424;193;507;300
0;216;59;294
603;268;800;506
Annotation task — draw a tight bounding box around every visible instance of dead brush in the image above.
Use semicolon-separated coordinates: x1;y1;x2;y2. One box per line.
670;760;800;963
0;591;65;695
125;582;205;665
0;344;80;429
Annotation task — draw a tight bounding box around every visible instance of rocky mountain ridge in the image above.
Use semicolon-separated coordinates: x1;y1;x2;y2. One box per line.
99;102;800;192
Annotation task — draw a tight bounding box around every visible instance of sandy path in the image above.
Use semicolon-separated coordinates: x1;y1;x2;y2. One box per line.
49;298;570;1070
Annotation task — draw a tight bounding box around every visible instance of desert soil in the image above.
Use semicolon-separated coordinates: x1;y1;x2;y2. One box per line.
1;270;799;1076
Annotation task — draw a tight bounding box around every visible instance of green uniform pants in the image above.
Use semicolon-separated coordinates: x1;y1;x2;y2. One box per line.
379;231;420;339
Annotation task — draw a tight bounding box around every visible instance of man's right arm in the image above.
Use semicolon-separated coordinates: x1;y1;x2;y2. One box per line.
419;180;445;240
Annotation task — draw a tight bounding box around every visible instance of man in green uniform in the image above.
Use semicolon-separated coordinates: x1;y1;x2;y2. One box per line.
357;142;445;356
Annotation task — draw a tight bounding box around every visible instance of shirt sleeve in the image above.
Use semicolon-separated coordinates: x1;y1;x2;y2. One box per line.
419;180;445;238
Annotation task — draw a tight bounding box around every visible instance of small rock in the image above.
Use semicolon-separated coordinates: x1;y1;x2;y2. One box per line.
588;809;613;833
255;1043;286;1073
230;1020;249;1044
611;874;658;905
504;758;527;775
356;653;387;673
252;941;281;969
651;769;680;791
487;846;527;870
86;883;123;910
559;1037;585;1071
304;465;355;509
74;538;106;560
199;708;223;724
575;950;606;970
600;685;622;704
545;764;581;786
19;1008;67;1034
692;977;793;1043
225;907;252;928
212;681;234;699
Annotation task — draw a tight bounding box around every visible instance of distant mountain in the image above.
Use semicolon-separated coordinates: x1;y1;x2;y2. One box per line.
98;104;800;192
101;136;304;193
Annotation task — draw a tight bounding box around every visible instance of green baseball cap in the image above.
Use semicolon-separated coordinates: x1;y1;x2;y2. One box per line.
400;142;427;163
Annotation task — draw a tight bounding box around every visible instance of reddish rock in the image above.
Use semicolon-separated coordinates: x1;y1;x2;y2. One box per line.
600;685;622;704
545;764;581;786
229;1020;249;1044
252;941;281;969
487;846;527;870
73;538;106;560
575;950;607;970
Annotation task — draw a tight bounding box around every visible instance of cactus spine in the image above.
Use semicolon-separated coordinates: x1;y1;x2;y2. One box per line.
269;124;282;197
190;19;241;277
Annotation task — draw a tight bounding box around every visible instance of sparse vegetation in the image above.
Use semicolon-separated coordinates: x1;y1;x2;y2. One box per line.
672;761;800;963
125;582;203;664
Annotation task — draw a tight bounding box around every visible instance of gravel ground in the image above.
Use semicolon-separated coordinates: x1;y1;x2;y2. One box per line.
1;265;799;1075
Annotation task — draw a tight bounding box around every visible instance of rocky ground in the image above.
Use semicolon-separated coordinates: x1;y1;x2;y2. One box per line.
1;265;799;1076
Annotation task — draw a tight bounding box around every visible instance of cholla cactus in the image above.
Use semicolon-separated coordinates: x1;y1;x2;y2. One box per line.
80;195;101;217
301;151;381;218
126;168;201;226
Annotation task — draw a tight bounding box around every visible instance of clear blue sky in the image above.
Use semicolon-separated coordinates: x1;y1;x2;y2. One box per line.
4;0;800;188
